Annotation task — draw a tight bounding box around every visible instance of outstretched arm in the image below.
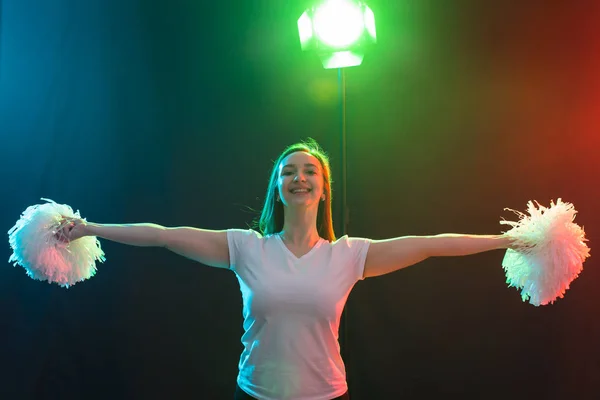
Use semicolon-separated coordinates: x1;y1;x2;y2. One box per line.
65;221;230;269
363;234;512;278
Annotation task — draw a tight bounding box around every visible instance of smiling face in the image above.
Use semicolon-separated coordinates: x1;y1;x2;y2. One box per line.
258;140;336;240
277;151;325;208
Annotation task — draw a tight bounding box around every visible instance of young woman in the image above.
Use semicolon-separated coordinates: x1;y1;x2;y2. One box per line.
60;140;512;400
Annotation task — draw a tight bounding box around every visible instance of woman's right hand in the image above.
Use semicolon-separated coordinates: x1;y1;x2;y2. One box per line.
55;217;88;243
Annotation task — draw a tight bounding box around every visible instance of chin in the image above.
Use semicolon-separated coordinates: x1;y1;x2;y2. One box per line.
286;197;319;207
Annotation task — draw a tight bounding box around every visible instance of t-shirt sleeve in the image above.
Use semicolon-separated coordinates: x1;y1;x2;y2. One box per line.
226;229;261;272
345;236;372;281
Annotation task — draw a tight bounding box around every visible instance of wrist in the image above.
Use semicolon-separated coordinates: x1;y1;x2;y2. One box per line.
83;222;99;236
498;233;513;249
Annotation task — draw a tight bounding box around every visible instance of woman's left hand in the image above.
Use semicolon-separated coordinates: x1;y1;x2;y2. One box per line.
54;217;88;243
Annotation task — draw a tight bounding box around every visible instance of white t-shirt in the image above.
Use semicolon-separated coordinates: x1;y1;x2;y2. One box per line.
227;229;371;400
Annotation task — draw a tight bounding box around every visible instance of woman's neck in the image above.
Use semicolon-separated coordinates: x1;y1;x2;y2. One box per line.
281;207;320;245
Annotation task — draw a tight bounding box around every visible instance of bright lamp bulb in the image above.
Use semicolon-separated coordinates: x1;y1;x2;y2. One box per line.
313;0;365;48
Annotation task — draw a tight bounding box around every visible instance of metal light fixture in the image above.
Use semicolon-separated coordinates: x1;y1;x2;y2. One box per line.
298;0;376;69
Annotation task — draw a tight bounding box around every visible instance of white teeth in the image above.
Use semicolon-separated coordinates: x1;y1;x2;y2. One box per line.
291;189;310;193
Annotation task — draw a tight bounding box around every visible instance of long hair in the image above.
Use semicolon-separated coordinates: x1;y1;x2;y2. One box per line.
256;139;336;242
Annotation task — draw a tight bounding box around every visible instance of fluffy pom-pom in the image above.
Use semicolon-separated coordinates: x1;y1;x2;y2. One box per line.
8;198;105;287
500;199;590;306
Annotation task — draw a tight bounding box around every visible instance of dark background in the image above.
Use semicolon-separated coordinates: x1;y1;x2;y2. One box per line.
1;0;599;399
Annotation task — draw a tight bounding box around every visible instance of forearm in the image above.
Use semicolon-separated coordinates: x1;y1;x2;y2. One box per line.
426;233;511;257
84;223;166;247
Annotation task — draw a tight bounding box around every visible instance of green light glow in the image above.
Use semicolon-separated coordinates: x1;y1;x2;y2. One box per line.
364;6;376;41
298;0;376;69
298;12;313;50
313;0;365;48
321;51;364;69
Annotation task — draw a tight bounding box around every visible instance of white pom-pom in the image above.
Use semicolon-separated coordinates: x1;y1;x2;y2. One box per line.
500;199;590;306
8;198;105;288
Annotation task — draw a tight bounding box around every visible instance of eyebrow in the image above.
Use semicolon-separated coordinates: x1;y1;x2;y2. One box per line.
281;163;319;169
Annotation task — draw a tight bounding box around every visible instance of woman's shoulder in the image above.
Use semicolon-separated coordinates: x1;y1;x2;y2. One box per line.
227;228;264;242
228;228;263;237
227;229;279;257
330;235;371;244
228;228;282;243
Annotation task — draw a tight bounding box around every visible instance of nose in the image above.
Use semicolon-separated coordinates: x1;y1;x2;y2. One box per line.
294;173;305;182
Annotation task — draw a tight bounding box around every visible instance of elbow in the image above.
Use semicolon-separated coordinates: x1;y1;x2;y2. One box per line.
155;225;171;248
